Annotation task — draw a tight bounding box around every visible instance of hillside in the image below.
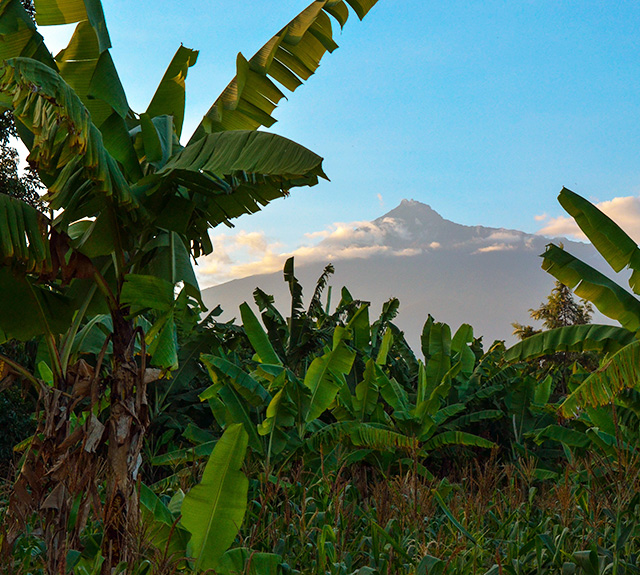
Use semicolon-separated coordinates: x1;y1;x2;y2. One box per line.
202;200;607;347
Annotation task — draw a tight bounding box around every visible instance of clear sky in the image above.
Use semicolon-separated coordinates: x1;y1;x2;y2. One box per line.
40;1;640;286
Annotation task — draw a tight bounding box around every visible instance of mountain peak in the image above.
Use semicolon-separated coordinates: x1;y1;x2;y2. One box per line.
377;199;444;225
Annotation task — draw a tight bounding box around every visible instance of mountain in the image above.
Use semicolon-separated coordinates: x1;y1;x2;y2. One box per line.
201;200;608;348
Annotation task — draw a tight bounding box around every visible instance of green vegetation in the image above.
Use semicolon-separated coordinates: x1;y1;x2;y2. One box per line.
0;0;639;573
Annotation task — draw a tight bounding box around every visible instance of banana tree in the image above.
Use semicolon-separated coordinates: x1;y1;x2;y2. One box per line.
0;0;379;570
505;188;640;418
199;285;497;476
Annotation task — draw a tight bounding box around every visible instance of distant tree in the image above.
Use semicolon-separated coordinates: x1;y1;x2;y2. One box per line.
0;114;43;207
512;279;597;392
512;280;593;340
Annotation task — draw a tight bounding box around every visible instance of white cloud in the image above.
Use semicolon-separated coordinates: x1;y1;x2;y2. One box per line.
235;231;269;254
475;244;518;254
377;193;384;207
534;213;548;222
536;216;587;240
197;218;421;287
429;241;441;249
196;231;284;286
537;195;640;243
485;231;522;243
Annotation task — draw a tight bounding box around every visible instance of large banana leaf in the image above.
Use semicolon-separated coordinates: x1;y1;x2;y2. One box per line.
375;364;409;411
0;194;50;273
0;0;55;74
181;423;249;571
560;339;640;417
120;274;175;313
139;231;201;303
53;20;140;180
34;0;110;53
304;328;355;421
353;358;378;420
422;316;452;358
55;21;128;125
217;548;282;575
421;317;452;394
120;274;182;368
0;58;135;216
531;424;590;448
346;303;371;353
542;243;640;332
421;431;496;451
307;421;416;451
240;301;282;365
558;188;640;293
153;130;326;255
146;46;198;140
283;256;305;348
0;268;77;341
203;383;264;455
188;0;379;141
505;324;637;362
201;354;271;406
139;483;190;558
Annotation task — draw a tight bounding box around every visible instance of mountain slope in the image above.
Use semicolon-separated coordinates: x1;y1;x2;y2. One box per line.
201;200;607;348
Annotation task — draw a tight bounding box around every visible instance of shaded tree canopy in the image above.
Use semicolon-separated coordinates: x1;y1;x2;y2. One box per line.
513;280;593;340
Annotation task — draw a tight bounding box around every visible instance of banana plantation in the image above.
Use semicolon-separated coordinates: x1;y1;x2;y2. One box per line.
0;0;639;573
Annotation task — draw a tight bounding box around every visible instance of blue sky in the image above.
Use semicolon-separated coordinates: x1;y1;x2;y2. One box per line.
41;1;640;285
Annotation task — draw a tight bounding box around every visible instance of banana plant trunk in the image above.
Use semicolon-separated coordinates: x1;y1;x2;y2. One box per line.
101;311;149;572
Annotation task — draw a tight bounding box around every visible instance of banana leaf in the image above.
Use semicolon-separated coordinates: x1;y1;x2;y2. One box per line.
542;243;640;332
139;483;190;556
561;339;640;417
304;329;355;421
240;302;282;365
155;130;327;256
505;324;636;362
188;0;379;141
0;57;135;216
181;423;249;571
422;430;496;450
0;194;50;273
146;45;198;139
559;188;640;294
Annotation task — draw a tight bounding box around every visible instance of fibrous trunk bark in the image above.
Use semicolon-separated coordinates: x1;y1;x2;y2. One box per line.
101;311;149;573
3;312;150;574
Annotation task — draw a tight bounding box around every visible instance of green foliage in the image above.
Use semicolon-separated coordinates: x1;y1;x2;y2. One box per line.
181;423;249;571
0;0;382;570
0;10;635;564
512;189;640;416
